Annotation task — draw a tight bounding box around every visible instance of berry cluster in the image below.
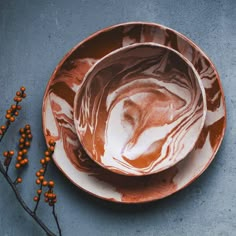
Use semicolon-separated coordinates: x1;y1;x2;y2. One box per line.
15;125;32;169
0;87;26;138
34;139;57;207
0;86;61;235
0;87;26;135
2;125;32;184
44;181;57;206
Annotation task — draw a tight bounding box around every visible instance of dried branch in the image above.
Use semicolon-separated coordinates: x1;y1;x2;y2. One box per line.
0;162;56;236
0;87;62;236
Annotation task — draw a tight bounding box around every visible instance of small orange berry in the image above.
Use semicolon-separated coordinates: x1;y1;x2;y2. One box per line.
11;104;16;110
33;196;39;202
37;189;42;195
17;97;22;102
27;134;33;139
18;151;23;156
3;151;8;157
22;93;27;98
16;91;21;96
0;130;3;135
6;109;12;114
20;86;26;92
15;163;21;169
20;160;25;165
36;179;41;185
14;111;19;116
42;181;48;186
22;149;27;154
10;116;15;122
21;133;26;138
48;193;53;198
25;124;30;130
9;150;14;156
40;159;45;165
1;125;6;130
39;176;44;181
49;146;55;152
26;130;31;135
44;197;49;203
45;157;51;162
24;159;28;164
49;139;55;146
16;105;22;110
48;181;55;188
52;199;57;203
5;114;11;119
14;97;18;102
17;177;22;183
36;171;41;177
39;168;44;174
19;138;25;144
19;128;24;134
25;141;30;147
17;156;22;161
44;151;50;156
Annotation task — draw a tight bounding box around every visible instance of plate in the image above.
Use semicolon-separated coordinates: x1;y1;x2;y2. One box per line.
42;22;226;203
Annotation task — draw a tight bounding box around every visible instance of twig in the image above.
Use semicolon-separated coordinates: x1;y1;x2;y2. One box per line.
0;160;5;174
53;205;62;236
0;161;56;236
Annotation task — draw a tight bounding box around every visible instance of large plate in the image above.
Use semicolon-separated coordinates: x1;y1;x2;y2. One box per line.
42;22;226;203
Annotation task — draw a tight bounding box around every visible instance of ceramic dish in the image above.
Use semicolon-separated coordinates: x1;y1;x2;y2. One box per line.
42;22;226;203
74;43;207;176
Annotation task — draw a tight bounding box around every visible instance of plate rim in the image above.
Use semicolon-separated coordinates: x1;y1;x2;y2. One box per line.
42;21;227;204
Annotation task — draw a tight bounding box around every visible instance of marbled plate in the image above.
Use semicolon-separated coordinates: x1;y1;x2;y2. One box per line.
42;22;226;203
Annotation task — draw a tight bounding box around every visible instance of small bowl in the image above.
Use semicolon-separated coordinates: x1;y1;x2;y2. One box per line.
74;43;207;176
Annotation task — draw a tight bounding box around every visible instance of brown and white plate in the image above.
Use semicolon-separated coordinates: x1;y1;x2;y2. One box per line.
42;22;226;203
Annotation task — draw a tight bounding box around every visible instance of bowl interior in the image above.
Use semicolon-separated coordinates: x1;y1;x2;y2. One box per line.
74;43;207;176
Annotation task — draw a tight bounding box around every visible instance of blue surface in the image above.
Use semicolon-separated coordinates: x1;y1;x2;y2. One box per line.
0;0;235;235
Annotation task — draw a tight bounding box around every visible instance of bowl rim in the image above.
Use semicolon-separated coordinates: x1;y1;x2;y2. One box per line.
73;42;208;176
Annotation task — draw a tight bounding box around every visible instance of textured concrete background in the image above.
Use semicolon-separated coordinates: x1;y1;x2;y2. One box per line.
0;0;235;235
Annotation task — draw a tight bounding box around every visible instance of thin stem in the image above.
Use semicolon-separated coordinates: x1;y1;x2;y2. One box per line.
53;205;62;236
5;165;9;175
33;182;43;213
13;177;18;185
34;188;41;212
0;160;56;236
0;161;5;174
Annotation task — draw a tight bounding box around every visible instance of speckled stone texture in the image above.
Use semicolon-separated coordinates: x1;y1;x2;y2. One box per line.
0;0;235;235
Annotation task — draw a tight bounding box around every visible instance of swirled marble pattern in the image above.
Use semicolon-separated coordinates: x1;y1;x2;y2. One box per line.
42;22;226;203
74;44;206;176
